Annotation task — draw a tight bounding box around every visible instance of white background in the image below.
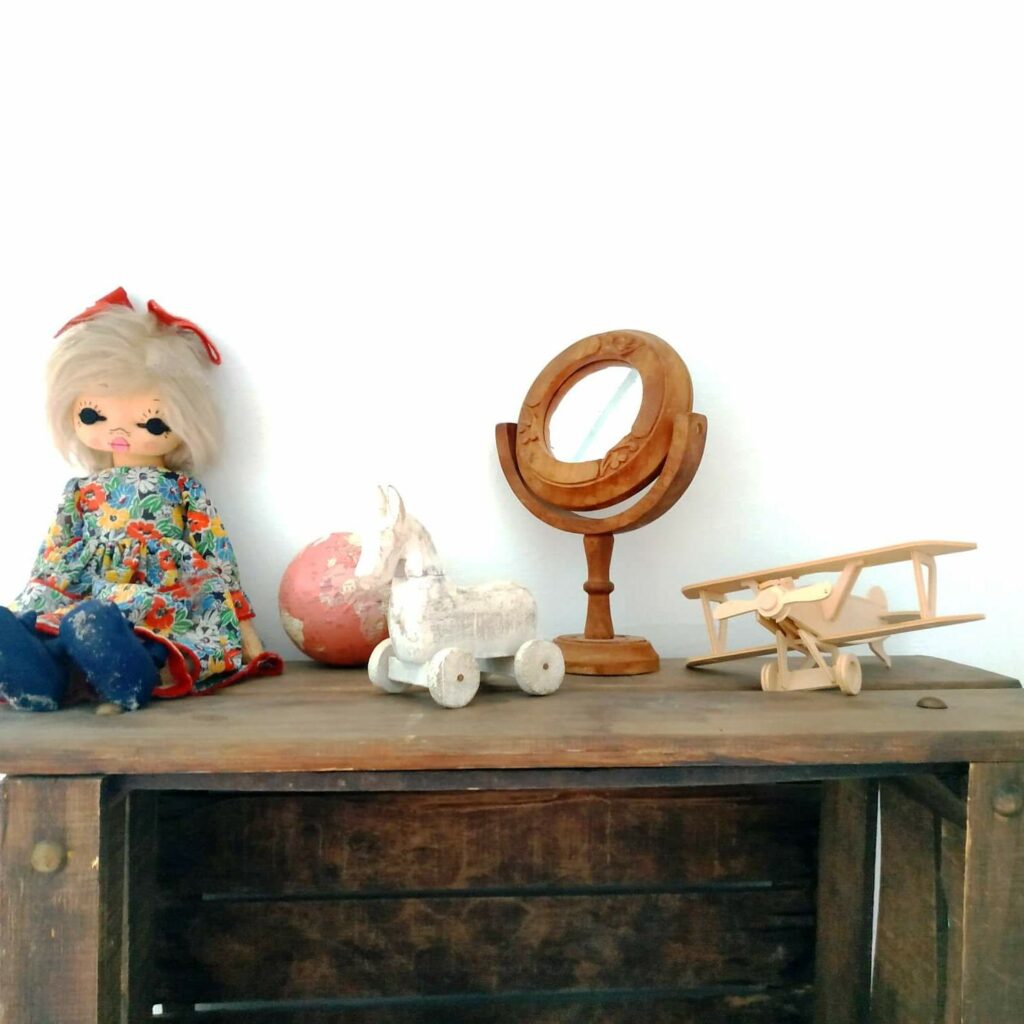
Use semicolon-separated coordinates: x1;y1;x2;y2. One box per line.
0;2;1020;681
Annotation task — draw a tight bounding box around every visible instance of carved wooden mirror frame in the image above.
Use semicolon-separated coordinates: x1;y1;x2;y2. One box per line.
497;329;707;675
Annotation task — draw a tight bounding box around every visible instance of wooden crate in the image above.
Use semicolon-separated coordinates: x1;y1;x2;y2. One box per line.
148;785;821;1022
4;658;1020;1022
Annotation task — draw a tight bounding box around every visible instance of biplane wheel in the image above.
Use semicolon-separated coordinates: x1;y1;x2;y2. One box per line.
513;640;565;696
427;647;480;708
367;639;408;693
835;653;862;696
760;662;782;692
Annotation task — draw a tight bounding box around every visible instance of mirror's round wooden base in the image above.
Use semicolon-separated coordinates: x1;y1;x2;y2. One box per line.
555;635;659;676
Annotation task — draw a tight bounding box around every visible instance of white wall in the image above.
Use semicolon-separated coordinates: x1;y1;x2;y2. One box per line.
1;2;1020;680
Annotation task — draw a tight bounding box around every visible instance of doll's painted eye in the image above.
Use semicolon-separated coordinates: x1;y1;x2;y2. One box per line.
137;417;172;436
78;408;106;425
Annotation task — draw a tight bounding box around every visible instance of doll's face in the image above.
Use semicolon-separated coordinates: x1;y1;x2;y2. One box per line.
73;390;181;467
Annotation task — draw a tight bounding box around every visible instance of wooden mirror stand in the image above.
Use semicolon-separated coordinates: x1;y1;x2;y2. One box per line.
496;329;707;675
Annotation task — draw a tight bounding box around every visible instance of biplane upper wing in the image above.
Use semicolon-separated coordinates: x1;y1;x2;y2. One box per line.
686;613;985;668
681;541;977;599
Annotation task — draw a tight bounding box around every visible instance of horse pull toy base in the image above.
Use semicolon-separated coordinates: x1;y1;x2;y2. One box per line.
368;638;565;709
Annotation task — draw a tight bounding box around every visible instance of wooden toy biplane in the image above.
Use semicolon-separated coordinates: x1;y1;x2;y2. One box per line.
681;542;984;695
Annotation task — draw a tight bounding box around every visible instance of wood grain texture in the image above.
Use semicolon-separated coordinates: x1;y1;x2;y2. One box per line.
870;779;968;1024
554;633;661;675
582;532;615;639
0;657;1018;776
97;791;160;1023
894;774;967;828
124;792;159;1023
98;791;128;1023
113;764;957;798
496;413;707;536
507;330;697;513
814;779;877;1024
961;761;1024;1023
157;888;815;1003
872;781;942;1023
156;787;819;897
101;794;161;1023
0;777;105;1024
941;818;966;1024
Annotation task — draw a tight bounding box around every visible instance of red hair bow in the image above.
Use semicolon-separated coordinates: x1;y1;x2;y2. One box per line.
55;287;222;365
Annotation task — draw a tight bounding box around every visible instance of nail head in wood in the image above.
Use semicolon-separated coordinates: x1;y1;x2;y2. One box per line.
30;840;66;874
916;696;948;709
992;783;1023;818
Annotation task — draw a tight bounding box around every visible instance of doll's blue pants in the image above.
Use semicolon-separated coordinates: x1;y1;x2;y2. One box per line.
0;602;165;711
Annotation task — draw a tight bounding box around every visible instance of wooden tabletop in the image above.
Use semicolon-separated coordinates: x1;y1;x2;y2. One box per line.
0;657;1019;776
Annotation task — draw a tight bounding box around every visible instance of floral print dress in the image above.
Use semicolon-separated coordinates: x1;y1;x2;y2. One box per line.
13;466;279;696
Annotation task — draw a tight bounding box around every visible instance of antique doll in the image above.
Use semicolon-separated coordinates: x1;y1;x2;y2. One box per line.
0;288;281;712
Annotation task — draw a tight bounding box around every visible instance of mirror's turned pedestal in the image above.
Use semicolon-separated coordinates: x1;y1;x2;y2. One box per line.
554;533;659;675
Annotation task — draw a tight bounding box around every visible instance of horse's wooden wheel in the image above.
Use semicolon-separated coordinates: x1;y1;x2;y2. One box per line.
513;640;565;696
426;648;480;708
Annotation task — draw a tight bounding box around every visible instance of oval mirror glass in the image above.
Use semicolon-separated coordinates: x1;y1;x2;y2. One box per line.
548;366;642;463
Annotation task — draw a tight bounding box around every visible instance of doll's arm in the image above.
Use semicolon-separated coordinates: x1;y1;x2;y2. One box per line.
34;478;83;566
179;476;262;648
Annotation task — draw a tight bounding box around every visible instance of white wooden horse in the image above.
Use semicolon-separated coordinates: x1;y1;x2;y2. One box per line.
355;485;564;708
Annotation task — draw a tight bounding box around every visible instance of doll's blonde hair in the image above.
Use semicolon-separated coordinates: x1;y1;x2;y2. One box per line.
47;306;222;473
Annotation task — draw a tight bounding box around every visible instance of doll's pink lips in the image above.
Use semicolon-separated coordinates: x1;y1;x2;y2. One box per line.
109;439;130;451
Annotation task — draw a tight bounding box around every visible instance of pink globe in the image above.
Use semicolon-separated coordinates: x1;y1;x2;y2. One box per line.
278;533;389;665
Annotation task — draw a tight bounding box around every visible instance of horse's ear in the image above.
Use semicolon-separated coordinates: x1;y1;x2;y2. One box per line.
384;485;406;527
375;485;389;519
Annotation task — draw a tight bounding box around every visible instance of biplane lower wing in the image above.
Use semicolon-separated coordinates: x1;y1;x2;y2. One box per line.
687;643;777;668
686;613;985;669
821;613;984;647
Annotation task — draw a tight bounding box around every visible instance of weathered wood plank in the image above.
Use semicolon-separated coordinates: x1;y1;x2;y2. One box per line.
94;789;161;1023
155;887;815;1003
112;762;958;794
0;777;107;1024
894;774;967;828
0;658;1018;776
941;818;965;1024
151;786;820;1015
156;985;814;1022
961;762;1024;1023
157;787;819;897
98;789;128;1023
125;792;160;1023
871;779;968;1024
814;779;876;1024
872;780;941;1023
